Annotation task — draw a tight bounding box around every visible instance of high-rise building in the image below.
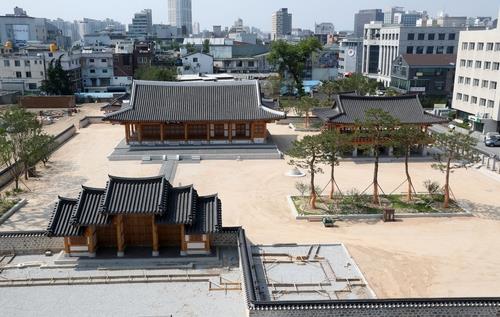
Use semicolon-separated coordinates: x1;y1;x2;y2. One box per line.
128;9;153;38
315;23;335;35
384;7;405;24
353;9;384;37
271;8;292;40
168;0;192;35
452;19;500;133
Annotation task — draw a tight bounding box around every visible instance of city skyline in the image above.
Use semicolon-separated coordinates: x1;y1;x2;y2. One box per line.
0;0;498;32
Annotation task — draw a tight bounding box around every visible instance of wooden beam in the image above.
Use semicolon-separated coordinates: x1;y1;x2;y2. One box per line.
206;124;210;141
184;123;188;141
87;226;96;256
152;216;159;256
116;215;125;257
250;123;255;140
228;123;232;143
137;124;143;143
160;124;165;142
180;225;187;254
125;124;130;144
63;237;70;254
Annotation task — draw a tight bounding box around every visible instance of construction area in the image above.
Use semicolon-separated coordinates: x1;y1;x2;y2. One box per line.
251;244;375;301
0;249;246;317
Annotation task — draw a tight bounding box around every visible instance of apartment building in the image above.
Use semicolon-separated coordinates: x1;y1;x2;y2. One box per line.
452;23;500;133
271;8;292;40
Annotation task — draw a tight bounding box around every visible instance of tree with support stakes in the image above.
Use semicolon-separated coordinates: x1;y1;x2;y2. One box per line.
287;135;323;209
318;130;353;199
431;132;479;208
356;109;399;205
392;126;435;201
298;96;319;129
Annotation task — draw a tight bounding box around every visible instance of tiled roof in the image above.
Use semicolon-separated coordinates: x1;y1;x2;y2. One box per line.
47;197;82;237
101;175;166;215
313;95;447;125
71;186;109;226
186;195;222;234
47;176;223;237
105;80;285;123
401;54;457;67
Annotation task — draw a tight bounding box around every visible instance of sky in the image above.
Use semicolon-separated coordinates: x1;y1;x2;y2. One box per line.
1;0;499;32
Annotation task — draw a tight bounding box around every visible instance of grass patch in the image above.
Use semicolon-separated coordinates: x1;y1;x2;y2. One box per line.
0;198;19;217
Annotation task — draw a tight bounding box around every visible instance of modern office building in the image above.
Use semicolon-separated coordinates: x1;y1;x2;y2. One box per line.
315;23;335;35
362;23;463;85
168;0;193;35
384;7;405;24
353;9;384;37
271;8;292;40
452;21;500;133
0;8;48;46
339;37;363;75
128;9;153;38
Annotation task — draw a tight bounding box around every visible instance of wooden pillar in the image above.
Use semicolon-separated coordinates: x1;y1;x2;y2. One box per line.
125;124;130;144
204;234;210;252
228;123;232;143
206;124;210;141
180;225;187;256
250;122;255;141
184;123;188;142
63;237;71;255
87;226;96;257
160;124;165;142
116;215;125;257
137;124;143;144
152;216;159;257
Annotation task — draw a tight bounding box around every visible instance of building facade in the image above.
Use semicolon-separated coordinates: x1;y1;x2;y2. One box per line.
177;52;213;75
271;8;292;40
353;9;384;38
81;50;114;93
362;23;463;86
128;9;153;38
168;0;192;35
452;23;500;133
339;37;363;75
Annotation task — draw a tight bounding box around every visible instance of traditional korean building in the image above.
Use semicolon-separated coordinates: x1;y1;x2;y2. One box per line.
313;94;448;156
47;175;222;257
105;80;285;145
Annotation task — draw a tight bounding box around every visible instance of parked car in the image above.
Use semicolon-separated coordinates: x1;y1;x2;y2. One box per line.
484;132;500;141
485;136;500;147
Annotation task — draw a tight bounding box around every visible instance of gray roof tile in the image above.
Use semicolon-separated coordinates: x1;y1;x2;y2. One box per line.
47;197;82;237
186;195;222;234
71;186;109;226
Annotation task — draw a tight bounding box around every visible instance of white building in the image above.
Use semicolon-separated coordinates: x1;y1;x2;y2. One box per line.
128;9;153;38
339;38;363;75
168;0;192;35
81;50;114;93
452;21;500;133
271;8;292;40
362;22;463;86
177;52;213;75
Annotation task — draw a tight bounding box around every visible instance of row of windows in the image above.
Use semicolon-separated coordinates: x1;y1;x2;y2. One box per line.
14;71;44;79
408;33;455;41
3;59;43;67
456;93;496;108
461;42;500;51
88;58;108;63
457;77;497;89
406;46;454;54
89;69;109;74
459;59;500;70
381;33;400;41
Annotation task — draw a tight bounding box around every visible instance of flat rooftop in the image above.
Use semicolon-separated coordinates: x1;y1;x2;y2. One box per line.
251;244;375;301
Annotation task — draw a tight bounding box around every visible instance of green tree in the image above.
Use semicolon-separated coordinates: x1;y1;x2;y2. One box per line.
385;87;401;97
268;38;322;96
287;135;323;209
298;96;319;128
135;66;177;81
319;80;341;107
185;43;197;54
431;132;479;208
318;130;353;199
202;39;210;54
40;56;73;95
356;109;399;205
337;74;378;96
392;126;434;201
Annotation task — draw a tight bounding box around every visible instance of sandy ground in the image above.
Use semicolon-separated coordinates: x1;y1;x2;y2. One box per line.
174;125;500;299
0;124;160;231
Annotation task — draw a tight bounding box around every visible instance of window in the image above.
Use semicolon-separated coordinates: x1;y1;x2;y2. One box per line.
481;80;489;88
458;76;464;84
101;59;106;63
436;46;444;54
479;98;486;106
448;33;456;40
438;33;446;40
90;69;95;73
428;33;435;40
490;81;497;90
89;59;95;63
24;60;30;66
460;59;466;67
471;96;478;104
406;46;414;54
236;60;243;67
102;69;108;73
477;42;484;50
456;93;463;100
15;72;22;78
487;100;494;108
463;95;469;102
473;79;479;86
14;60;20;67
40;71;44;76
426;46;434;54
462;42;468;50
493;62;500;70
484;62;491;70
487;43;494;51
467;60;473;68
469;42;475;50
3;60;10;67
465;77;471;85
248;61;255;67
407;33;415;40
28;83;37;90
475;61;482;68
192;57;198;62
418;33;425;40
495;43;500;51
446;46;454;54
416;46;424;54
25;71;31;78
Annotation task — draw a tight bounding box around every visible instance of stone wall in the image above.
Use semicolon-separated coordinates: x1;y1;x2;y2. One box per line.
20;96;76;109
212;228;240;247
248;306;500;317
79;116;105;129
0;232;63;255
